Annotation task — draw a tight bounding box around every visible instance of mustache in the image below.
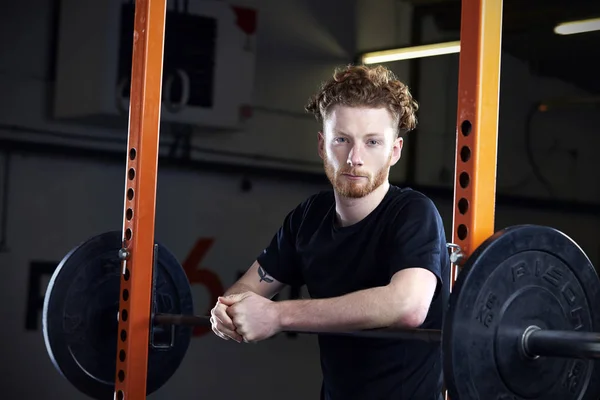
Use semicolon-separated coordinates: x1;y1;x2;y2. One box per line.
338;167;369;177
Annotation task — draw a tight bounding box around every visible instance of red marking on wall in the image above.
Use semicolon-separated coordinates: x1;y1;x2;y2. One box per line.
182;237;223;337
231;6;256;35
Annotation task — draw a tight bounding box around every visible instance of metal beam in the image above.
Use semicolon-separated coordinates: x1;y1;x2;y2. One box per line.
451;0;503;276
114;0;167;398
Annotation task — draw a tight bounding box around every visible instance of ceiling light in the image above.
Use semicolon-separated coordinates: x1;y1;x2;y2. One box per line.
554;17;600;35
361;41;461;64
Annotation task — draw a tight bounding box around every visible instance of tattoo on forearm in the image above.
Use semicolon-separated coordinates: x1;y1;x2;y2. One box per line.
258;266;274;283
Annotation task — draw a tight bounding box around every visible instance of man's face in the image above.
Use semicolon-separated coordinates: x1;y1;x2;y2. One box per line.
318;105;403;198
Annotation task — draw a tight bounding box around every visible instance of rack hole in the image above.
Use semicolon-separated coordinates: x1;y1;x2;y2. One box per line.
458;198;469;215
461;120;472;136
459;172;470;188
129;148;136;160
458;224;468;240
460;146;471;163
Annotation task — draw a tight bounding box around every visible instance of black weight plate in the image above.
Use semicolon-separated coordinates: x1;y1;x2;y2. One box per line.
443;225;600;400
42;231;193;399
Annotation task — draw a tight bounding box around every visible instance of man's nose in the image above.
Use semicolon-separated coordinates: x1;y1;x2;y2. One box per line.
347;144;364;167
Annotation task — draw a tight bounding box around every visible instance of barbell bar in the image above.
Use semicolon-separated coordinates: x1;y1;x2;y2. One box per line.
522;327;600;360
160;311;600;359
153;313;444;342
153;312;600;360
43;224;600;399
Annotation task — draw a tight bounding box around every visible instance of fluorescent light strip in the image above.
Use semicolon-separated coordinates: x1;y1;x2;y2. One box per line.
554;17;600;35
361;41;460;64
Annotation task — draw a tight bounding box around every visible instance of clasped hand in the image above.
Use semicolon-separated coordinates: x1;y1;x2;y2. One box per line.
210;292;281;343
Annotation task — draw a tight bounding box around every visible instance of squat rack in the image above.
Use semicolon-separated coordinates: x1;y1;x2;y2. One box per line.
113;0;503;398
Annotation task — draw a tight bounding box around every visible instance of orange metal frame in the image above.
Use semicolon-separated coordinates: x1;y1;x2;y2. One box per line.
113;0;503;398
451;0;503;283
115;0;167;399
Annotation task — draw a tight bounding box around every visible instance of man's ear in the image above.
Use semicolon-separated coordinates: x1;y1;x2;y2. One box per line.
390;137;403;166
317;131;325;160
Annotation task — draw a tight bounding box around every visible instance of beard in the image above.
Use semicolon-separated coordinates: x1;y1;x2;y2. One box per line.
323;153;391;199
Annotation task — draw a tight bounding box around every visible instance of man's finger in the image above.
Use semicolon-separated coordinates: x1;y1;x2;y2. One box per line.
214;321;242;342
221;327;243;343
218;292;250;306
215;315;236;332
211;323;228;341
214;308;236;331
210;315;242;342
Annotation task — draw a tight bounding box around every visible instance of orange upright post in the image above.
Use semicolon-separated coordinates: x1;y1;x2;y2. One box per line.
114;0;167;399
451;0;503;284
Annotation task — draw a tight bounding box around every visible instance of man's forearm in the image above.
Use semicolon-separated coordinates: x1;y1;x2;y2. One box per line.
221;262;285;300
224;282;255;297
275;285;415;333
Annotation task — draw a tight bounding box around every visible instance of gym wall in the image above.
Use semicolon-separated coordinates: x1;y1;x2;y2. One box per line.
0;0;599;399
415;14;600;204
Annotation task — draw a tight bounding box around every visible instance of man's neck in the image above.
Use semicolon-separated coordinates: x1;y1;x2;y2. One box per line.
334;181;390;227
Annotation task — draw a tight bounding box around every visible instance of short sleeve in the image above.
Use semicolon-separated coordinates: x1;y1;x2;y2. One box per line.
387;196;446;298
256;203;306;287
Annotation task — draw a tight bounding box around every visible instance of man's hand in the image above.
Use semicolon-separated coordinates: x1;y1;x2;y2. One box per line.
219;292;282;343
210;300;243;343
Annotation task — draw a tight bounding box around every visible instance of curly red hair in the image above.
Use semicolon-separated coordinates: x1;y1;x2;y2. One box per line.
305;64;418;137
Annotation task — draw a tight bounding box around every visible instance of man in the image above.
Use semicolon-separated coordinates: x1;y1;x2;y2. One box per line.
210;64;450;400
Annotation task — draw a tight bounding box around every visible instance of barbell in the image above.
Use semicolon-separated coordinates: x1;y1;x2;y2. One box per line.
42;224;600;399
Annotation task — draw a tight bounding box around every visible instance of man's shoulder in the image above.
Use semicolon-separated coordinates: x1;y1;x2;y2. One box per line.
384;186;439;214
381;186;446;237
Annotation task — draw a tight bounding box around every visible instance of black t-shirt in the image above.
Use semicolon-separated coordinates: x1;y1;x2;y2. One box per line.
257;185;450;400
